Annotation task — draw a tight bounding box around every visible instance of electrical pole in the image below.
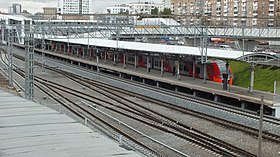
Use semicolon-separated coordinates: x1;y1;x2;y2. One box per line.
24;23;35;101
7;27;13;88
197;0;208;84
257;96;264;157
41;36;46;73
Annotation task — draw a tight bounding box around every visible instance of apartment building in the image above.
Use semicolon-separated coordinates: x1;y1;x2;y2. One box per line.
43;7;57;20
106;4;129;14
128;1;165;14
57;0;94;15
163;0;172;8
275;0;280;15
172;0;277;27
171;0;210;25
275;0;280;26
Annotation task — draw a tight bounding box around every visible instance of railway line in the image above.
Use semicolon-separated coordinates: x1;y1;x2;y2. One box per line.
56;69;280;142
13;46;280;120
12;61;256;157
11;47;280;134
1;48;280;156
60;71;259;156
11;64;166;157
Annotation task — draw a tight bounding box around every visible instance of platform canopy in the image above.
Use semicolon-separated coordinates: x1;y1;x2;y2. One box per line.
237;52;280;63
37;36;255;60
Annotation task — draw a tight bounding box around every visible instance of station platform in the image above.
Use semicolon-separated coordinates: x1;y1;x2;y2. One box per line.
0;90;142;157
39;49;276;104
12;45;280;117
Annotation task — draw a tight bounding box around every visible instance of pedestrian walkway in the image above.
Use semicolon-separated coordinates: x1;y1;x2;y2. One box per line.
0;91;142;157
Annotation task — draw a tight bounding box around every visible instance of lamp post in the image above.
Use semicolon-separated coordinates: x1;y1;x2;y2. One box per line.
257;96;264;157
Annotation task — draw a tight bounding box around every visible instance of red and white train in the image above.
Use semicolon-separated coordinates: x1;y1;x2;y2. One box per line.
44;42;233;85
121;54;233;85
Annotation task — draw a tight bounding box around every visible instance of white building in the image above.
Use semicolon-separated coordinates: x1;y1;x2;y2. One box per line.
128;1;166;14
8;3;22;14
57;0;94;14
106;4;129;14
162;0;171;8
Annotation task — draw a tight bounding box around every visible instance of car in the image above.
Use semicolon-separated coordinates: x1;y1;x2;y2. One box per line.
220;45;233;50
166;41;176;45
177;41;184;45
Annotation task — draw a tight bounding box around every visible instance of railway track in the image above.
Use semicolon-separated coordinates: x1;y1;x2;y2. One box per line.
4;50;255;156
2;51;192;156
11;45;280;126
2;48;280;156
8;49;280;139
60;71;259;157
22;51;280;141
12;66;167;157
67;71;280;142
12;66;256;157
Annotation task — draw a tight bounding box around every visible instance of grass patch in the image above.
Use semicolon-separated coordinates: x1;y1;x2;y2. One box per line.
230;61;280;93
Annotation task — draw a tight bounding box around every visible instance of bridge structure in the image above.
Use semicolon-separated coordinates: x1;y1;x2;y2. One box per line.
1;13;280;105
1;14;280;43
32;17;280;40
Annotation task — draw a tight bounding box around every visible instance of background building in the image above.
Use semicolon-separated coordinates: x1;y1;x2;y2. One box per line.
171;0;210;25
163;0;172;8
43;7;57;20
128;1;166;14
276;0;280;26
57;0;94;15
106;4;129;14
8;3;22;14
171;0;278;27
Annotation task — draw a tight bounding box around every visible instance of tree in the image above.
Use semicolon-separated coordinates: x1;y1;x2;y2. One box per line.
151;7;159;15
160;8;172;15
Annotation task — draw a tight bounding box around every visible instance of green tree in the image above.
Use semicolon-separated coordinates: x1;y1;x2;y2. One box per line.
160;8;172;15
151;7;159;15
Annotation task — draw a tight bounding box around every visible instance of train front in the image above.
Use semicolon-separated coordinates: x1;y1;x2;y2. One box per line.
211;60;233;85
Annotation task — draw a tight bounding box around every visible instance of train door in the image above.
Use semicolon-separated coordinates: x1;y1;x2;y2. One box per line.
106;51;112;62
186;61;191;76
206;63;214;81
78;47;82;57
195;63;202;78
151;57;154;69
200;63;211;80
68;47;71;55
153;57;160;70
119;53;124;64
188;62;194;77
179;62;183;75
127;53;135;65
138;56;146;68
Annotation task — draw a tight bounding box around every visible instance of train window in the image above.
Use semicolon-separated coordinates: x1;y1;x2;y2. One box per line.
128;56;135;62
154;61;159;67
184;65;189;72
196;67;200;74
179;65;183;71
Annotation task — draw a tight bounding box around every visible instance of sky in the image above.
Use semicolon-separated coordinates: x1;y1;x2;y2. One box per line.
0;0;162;14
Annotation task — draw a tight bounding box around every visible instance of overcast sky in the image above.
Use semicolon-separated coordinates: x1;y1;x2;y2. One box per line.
0;0;162;14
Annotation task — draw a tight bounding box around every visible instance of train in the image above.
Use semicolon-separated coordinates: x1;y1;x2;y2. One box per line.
34;41;233;85
115;53;233;85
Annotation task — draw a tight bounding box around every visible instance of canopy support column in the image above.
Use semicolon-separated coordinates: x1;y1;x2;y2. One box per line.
249;63;255;93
